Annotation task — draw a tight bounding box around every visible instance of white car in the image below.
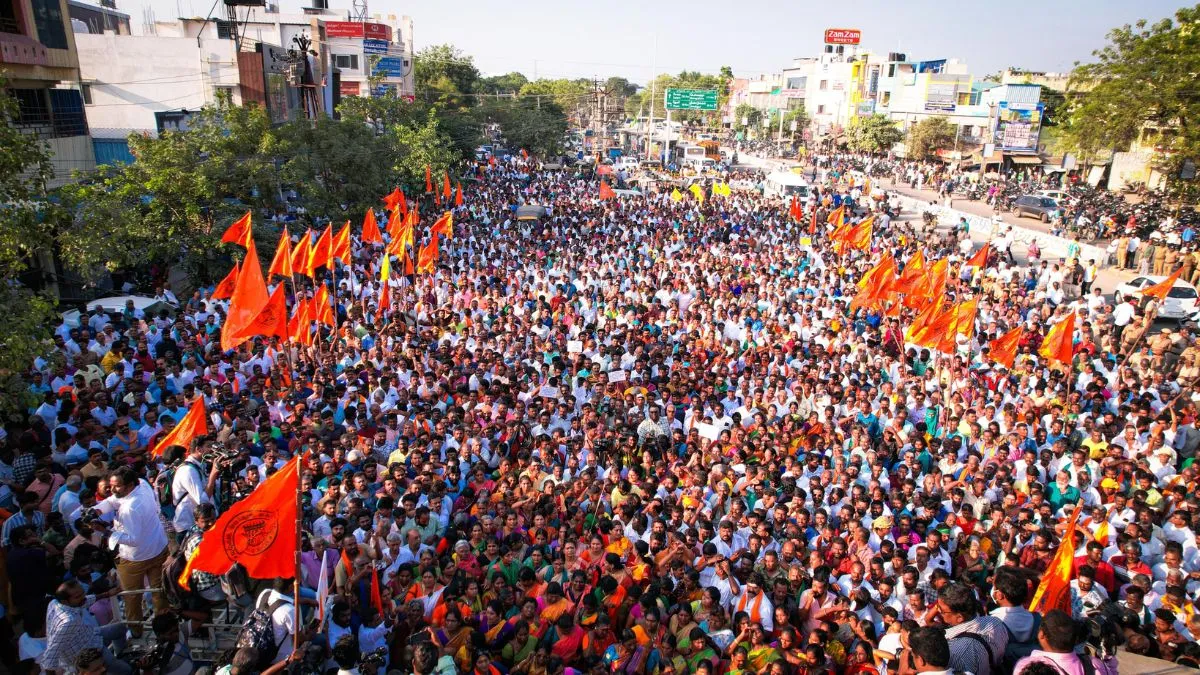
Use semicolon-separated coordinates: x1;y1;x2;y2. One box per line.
61;294;178;328
1036;189;1070;204
1112;276;1199;319
613;157;640;172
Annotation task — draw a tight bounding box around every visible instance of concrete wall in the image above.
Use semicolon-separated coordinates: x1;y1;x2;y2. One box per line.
77;32;241;132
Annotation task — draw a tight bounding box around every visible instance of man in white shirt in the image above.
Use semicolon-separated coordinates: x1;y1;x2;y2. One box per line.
171;440;220;532
94;467;169;637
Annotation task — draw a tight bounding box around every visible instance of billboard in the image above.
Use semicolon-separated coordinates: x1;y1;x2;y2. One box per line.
362;38;389;55
664;88;718;110
340;81;360;96
325;21;391;41
917;59;947;74
993;101;1045;153
824;28;861;45
370;55;405;79
924;81;957;112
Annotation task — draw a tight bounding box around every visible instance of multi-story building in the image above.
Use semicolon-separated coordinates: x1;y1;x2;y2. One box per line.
2;0;95;185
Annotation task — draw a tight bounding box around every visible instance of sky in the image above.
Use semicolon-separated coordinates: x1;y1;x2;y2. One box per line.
129;0;1185;83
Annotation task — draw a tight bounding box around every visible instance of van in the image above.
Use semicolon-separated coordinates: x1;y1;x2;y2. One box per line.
614;157;640;172
764;171;811;200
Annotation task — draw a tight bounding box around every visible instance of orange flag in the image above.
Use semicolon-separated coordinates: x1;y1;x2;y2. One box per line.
288;298;312;346
1094;519;1111;547
850;254;896;312
361;209;383;245
966;243;990;269
599;182;616;200
370;567;384;615
151;397;207;457
895;250;927;295
267;227;293;278
231;284;289;342
1038;312;1076;366
1141;266;1184;302
844;216;875;251
178;454;303;590
915;302;961;353
385;207;404;240
403;250;414;276
425;165;433;193
953;297;979;338
904;299;941;344
455;181;463;207
382;187;405;213
307;224;333;276
313;286;335;327
290;230;312;279
987;326;1023;369
430;212;453;239
331;221;351;262
826;205;845;226
442;173;452;199
376;280;390;323
417;236;439;273
221;241;270;352
1030;505;1082;614
212;262;239;300
221;211;252;246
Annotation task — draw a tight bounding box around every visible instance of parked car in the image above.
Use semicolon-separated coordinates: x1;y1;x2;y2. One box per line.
614;157;640;173
61;294;178;330
1013;195;1058;222
1036;189;1070;203
1113;276;1199;319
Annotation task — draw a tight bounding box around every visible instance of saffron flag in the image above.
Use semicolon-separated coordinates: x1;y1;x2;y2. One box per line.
455;181;463;207
307;224;333;276
1038;312;1076;366
689;183;705;203
953;298;979;338
231;284;289;342
987;326;1023;369
290;230;312;279
425;165;433;193
377;254;391;322
599;182;616;200
417;236;439;273
151;397;207;457
403;251;414;276
442;173;452;199
1029;505;1083;614
361;209;382;245
370;567;384;615
966;243;990;269
895;250;927;295
850;254;896;312
430;212;453;239
826;205;845;226
220;241;270;352
267;227;293;278
221;211;252;246
212;262;239;300
331;221;351;262
313;286;335;328
1094;519;1111;547
1141;267;1184;302
844;216;875;251
382;187;405;212
904;300;942;344
179;454;303;590
315;552;329;625
287;298;312;346
520;148;529;159
385;207;404;240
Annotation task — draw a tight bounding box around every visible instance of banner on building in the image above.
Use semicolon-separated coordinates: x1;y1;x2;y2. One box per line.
325;21;391;41
924;81;957;112
823;28;861;44
993;101;1044;153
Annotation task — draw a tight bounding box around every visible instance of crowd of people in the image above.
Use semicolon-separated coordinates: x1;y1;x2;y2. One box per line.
4;147;1195;675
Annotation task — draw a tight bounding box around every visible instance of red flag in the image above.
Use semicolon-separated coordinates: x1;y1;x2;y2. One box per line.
455;181;463;207
382;187;404;212
965;243;990;269
1038;312;1076;367
599;182;616;200
417;236;439;273
361;209;383;245
307;224;333;276
290;230;312;279
231;284;289;342
221;241;270;352
370;567;384;615
331;221;351;262
1141;267;1184;302
221;211;252;246
151;397;207;457
442;173;452;199
178;454;303;589
212;262;239;300
987;326;1023;369
430;212;453;239
267;227;293;278
425;165;433;193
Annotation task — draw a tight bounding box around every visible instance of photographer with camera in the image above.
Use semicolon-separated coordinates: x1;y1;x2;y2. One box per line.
169;437;222;534
1014;609;1118;675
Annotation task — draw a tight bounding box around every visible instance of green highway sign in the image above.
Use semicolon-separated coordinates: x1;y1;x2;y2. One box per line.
664;88;718;111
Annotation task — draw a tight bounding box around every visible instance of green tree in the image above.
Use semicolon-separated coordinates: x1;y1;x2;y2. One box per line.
1061;5;1200;199
413;43;480;104
518;79;591;121
479;72;529;95
847;114;903;154
0;82;59;418
275;115;397;218
390;110;461;194
733;103;762;129
906;117;956;160
481;98;568;157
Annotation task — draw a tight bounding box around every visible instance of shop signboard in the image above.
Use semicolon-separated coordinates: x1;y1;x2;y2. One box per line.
993;101;1044;153
362;38;389;55
823;28;861;45
325;21;391;41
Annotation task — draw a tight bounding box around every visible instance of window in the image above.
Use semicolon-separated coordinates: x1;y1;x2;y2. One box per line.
881;92;891;106
887;64;895;77
817;104;825;114
10;88;49;125
213;85;235;102
333;54;358;71
819;80;828;91
215;19;234;39
48;89;87;137
0;0;21;34
29;0;67;49
785;76;806;90
80;84;92;105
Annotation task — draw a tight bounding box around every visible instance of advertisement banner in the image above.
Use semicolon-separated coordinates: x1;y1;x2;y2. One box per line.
325;21;391;41
823;28;861;45
339;81;360;96
370;56;405;79
362;38;389;55
993;101;1044;153
924;81;957;112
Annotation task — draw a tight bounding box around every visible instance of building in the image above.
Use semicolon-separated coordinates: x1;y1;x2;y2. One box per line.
1;0;96;185
1000;68;1070;91
67;0;129;35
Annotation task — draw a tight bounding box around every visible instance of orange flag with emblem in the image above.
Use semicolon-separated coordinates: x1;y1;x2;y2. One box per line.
1038;312;1076;366
987;326;1023;369
179;454;302;589
1029;505;1082;614
213;262;239;300
1141;267;1184;302
290;230;312;279
267;227;293;278
221;211;252;246
361;209;383;245
599;182;616;200
151;397;207;457
232;284;288;342
221;241;270;352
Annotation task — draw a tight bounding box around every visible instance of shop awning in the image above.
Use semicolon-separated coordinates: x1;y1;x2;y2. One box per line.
1009;155;1043;165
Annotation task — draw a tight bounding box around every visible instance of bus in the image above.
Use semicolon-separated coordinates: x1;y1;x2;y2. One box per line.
672;143;707;167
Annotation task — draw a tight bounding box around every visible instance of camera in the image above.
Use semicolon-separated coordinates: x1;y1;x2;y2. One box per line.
201;441;239;464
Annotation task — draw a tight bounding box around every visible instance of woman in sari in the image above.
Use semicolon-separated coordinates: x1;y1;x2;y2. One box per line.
430;608;475;671
454;539;484;579
406;568;446;621
690;587;723;631
955;536;989;590
549;613;586;661
501;621;538;667
603;629;659;673
479;600;515;650
668;603;698;653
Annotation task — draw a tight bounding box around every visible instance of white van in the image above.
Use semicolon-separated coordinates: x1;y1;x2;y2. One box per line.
764;171;811;200
614;157;640;173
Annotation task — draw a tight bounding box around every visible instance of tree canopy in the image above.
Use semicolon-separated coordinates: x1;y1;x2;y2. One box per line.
847;114;903;154
905;117;956;160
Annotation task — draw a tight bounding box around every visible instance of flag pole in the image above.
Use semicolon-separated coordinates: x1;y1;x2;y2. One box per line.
293;451;303;654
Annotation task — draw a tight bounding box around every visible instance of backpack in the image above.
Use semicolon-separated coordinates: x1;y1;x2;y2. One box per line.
160;535;195;608
237;593;289;670
954;632;996;672
1002;612;1043;669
